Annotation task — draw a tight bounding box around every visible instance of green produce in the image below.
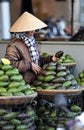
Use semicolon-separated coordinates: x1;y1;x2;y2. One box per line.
54;83;62;88
33;61;80;91
56;59;63;64
57;65;66;71
61;56;66;60
0;75;9;81
49;111;56;118
0;120;8;126
66;69;70;74
13;92;25;96
0;87;7;93
70;105;81;112
25;89;35;95
46;126;55;130
0;70;4;75
44;70;56;75
0;58;36;96
62;81;72;88
0;108;7;116
66;112;78;118
10;75;23;81
25;84;31;88
36;86;43;90
48;62;56;66
0;82;9;87
65;74;74;81
64;54;75;62
1;64;13;71
65;54;71;59
81;78;84;82
20;80;25;86
80;82;84;86
71;79;77;85
10;118;21;125
8;88;20;93
41;83;51;88
76;70;84;86
6;68;19;76
22;118;34;125
26;107;36;118
8;82;21;88
43;110;50;117
37;126;45;130
37;75;44;81
69;85;81;89
57;71;67;77
78;72;84;78
52;77;65;83
18;85;31;92
0;92;13;96
42;64;48;70
43;75;55;82
63;59;74;63
0;63;3;69
33;80;42;86
41;52;50;57
2;125;15;130
3;112;16;120
46;65;56;71
56;53;75;64
16;125;28;130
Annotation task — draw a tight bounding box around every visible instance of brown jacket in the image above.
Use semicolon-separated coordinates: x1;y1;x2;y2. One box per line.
5;37;53;84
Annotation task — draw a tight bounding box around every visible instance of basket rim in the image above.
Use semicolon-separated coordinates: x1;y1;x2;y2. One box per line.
61;62;76;67
36;88;84;95
0;92;37;99
0;92;38;105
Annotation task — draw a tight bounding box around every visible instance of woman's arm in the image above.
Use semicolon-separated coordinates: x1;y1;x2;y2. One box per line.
5;42;31;73
39;55;59;67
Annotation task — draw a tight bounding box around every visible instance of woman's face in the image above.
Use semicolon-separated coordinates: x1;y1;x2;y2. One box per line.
26;31;35;37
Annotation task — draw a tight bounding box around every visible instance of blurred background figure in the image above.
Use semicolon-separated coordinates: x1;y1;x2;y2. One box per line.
21;0;33;14
0;0;11;40
39;16;71;38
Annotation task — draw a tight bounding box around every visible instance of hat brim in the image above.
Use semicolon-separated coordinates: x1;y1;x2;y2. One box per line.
9;12;47;32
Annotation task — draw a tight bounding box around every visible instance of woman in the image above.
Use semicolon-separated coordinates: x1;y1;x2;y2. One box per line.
5;12;59;84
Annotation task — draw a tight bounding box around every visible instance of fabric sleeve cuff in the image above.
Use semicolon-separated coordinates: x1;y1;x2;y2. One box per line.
29;62;32;70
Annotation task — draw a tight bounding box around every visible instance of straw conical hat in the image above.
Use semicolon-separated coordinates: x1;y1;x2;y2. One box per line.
9;11;47;32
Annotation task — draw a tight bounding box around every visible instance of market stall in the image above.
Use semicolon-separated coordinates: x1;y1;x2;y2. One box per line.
0;60;82;130
0;41;84;129
0;59;38;129
0;5;84;129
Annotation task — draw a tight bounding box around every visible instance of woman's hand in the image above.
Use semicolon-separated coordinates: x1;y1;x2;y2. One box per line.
52;55;59;62
31;62;42;75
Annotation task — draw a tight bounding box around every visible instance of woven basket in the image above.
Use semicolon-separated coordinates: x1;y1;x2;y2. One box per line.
61;62;76;67
37;88;83;95
0;92;38;105
37;88;84;105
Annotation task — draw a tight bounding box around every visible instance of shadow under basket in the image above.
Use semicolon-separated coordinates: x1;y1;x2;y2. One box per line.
38;91;83;109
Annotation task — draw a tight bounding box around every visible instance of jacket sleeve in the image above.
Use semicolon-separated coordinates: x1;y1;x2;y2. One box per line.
39;55;53;67
5;42;31;73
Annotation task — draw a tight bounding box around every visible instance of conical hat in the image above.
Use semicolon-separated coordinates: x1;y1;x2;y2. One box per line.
9;11;47;32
